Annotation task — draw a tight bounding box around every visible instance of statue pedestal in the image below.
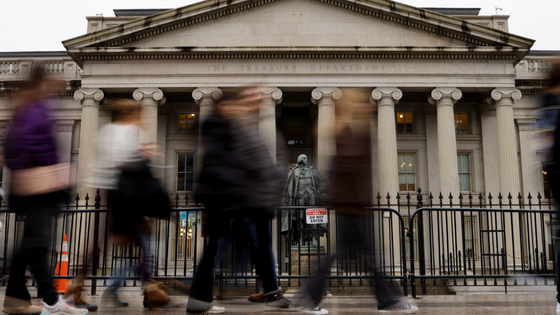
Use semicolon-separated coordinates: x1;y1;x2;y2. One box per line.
290;245;327;276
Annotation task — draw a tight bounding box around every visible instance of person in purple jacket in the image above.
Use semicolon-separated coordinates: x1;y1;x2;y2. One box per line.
2;70;88;315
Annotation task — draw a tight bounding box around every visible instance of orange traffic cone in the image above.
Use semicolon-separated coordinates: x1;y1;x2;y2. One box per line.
53;234;69;293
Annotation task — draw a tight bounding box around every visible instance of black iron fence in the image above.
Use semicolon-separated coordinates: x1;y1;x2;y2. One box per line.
0;189;556;297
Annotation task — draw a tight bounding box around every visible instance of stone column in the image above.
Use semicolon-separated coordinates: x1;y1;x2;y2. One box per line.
518;119;540;196
133;88;164;145
74;88;104;202
192;88;222;265
372;88;402;202
479;106;500;196
491;88;522;196
429;88;462;197
259;88;282;163
312;88;342;174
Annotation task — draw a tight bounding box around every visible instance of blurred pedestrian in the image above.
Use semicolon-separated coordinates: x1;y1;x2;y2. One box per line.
91;99;172;309
540;59;560;315
2;70;88;315
292;88;418;314
187;87;290;314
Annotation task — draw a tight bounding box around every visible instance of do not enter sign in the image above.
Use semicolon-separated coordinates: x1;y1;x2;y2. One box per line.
306;208;328;224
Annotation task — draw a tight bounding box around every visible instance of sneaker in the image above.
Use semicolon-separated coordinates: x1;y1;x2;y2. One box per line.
186;298;224;314
40;296;88;315
378;297;418;314
63;283;98;312
263;288;299;311
3;296;41;315
101;288;129;307
303;306;329;314
556;301;560;315
248;291;266;302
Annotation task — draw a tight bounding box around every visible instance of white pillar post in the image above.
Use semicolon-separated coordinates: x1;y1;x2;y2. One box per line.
259;88;282;163
312;87;341;174
491;88;523;196
133;88;164;145
192;87;222;265
372;88;402;203
429;88;462;197
74;88;104;203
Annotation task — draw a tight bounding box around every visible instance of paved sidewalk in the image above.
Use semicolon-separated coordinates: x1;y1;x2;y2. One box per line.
0;293;558;314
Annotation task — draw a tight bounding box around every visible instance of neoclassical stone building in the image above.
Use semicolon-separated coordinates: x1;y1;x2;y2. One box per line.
0;0;557;209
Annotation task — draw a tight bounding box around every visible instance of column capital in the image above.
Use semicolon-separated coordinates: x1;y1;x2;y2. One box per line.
490;88;522;104
372;88;402;105
428;88;462;106
260;87;283;105
311;87;342;105
133;88;164;103
74;89;104;104
192;87;222;105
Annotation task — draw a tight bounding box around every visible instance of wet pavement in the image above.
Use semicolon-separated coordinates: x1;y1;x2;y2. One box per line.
0;293;558;314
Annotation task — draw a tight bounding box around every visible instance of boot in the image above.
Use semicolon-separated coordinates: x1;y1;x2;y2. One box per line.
143;281;172;310
63;281;98;311
248;291;266;302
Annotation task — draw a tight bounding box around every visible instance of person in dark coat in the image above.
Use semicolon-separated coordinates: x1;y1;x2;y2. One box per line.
292;89;418;314
187;87;291;314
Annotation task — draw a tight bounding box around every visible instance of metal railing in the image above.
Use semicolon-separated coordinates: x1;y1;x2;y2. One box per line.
0;189;556;296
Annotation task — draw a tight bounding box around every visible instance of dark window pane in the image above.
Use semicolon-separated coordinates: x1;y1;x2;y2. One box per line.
178;154;186;172
186;173;194;191
177;174;185;191
400;183;407;191
186;154;194;172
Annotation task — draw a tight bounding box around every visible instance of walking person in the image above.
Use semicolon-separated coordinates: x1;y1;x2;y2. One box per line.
187;87;291;314
2;70;88;315
91;99;172;309
293;88;418;314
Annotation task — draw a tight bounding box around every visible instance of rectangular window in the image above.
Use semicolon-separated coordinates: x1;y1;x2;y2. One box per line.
396;112;414;133
457;154;472;192
178;113;196;134
404;216;418;260
177;153;194;191
455;113;468;134
287;124;304;145
398;153;416;191
464;216;478;261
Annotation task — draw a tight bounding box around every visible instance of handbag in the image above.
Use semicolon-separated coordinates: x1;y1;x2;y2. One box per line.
10;163;75;196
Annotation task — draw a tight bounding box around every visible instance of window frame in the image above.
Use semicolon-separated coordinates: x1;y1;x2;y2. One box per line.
398;152;417;192
396;111;415;134
457;152;473;192
176;152;195;192
454;112;469;134
177;110;197;135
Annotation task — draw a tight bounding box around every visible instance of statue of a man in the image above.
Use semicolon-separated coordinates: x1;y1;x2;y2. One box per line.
283;154;328;206
282;154;328;244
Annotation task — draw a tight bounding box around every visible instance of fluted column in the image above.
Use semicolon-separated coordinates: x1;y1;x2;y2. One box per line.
372;88;402;202
193;88;223;127
193;88;222;177
429;88;462;197
312;88;342;174
259;88;282;163
74;88;104;202
491;88;522;196
133;88;164;145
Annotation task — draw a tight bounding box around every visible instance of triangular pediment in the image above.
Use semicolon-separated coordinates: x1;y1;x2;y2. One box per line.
63;0;534;63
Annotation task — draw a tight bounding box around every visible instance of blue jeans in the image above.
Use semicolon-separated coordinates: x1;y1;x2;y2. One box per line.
109;225;153;289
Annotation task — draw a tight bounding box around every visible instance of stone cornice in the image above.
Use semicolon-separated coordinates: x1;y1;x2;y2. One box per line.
62;0;534;54
67;47;525;65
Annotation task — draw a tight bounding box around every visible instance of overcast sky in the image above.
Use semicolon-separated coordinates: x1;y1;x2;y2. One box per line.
2;0;558;52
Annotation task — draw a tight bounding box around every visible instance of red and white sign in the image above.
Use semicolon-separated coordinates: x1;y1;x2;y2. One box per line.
306;208;328;224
